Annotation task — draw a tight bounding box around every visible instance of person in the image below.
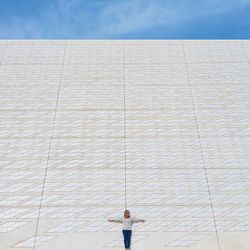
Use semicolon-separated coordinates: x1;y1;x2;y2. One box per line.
108;209;145;250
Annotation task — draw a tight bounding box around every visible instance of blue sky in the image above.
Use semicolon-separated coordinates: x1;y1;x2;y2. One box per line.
0;0;250;39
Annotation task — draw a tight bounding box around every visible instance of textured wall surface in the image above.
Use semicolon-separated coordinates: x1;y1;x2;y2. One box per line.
0;40;249;250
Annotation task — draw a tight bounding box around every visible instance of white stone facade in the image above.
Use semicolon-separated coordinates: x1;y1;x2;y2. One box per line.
0;40;249;250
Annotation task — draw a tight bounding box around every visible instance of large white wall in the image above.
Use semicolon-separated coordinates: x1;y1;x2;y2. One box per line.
0;41;249;250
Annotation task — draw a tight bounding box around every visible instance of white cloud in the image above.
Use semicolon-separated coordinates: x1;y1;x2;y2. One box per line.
95;0;250;37
0;0;249;38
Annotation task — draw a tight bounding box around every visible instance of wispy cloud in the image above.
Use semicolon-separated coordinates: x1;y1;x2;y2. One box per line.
95;0;250;36
0;0;249;38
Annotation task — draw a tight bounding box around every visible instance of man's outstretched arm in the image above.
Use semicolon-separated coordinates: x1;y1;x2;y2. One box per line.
132;218;145;223
108;219;123;223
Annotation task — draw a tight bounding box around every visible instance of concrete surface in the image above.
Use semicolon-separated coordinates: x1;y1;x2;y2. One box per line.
0;40;249;250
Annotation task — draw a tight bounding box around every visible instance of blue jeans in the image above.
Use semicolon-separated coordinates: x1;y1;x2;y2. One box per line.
122;230;132;248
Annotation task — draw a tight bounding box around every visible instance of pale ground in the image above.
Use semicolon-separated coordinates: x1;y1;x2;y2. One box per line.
0;40;249;250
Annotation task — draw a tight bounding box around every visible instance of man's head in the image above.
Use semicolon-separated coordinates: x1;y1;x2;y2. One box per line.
124;209;130;218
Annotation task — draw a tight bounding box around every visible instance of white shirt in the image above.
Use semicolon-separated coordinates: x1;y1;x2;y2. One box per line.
117;217;140;230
